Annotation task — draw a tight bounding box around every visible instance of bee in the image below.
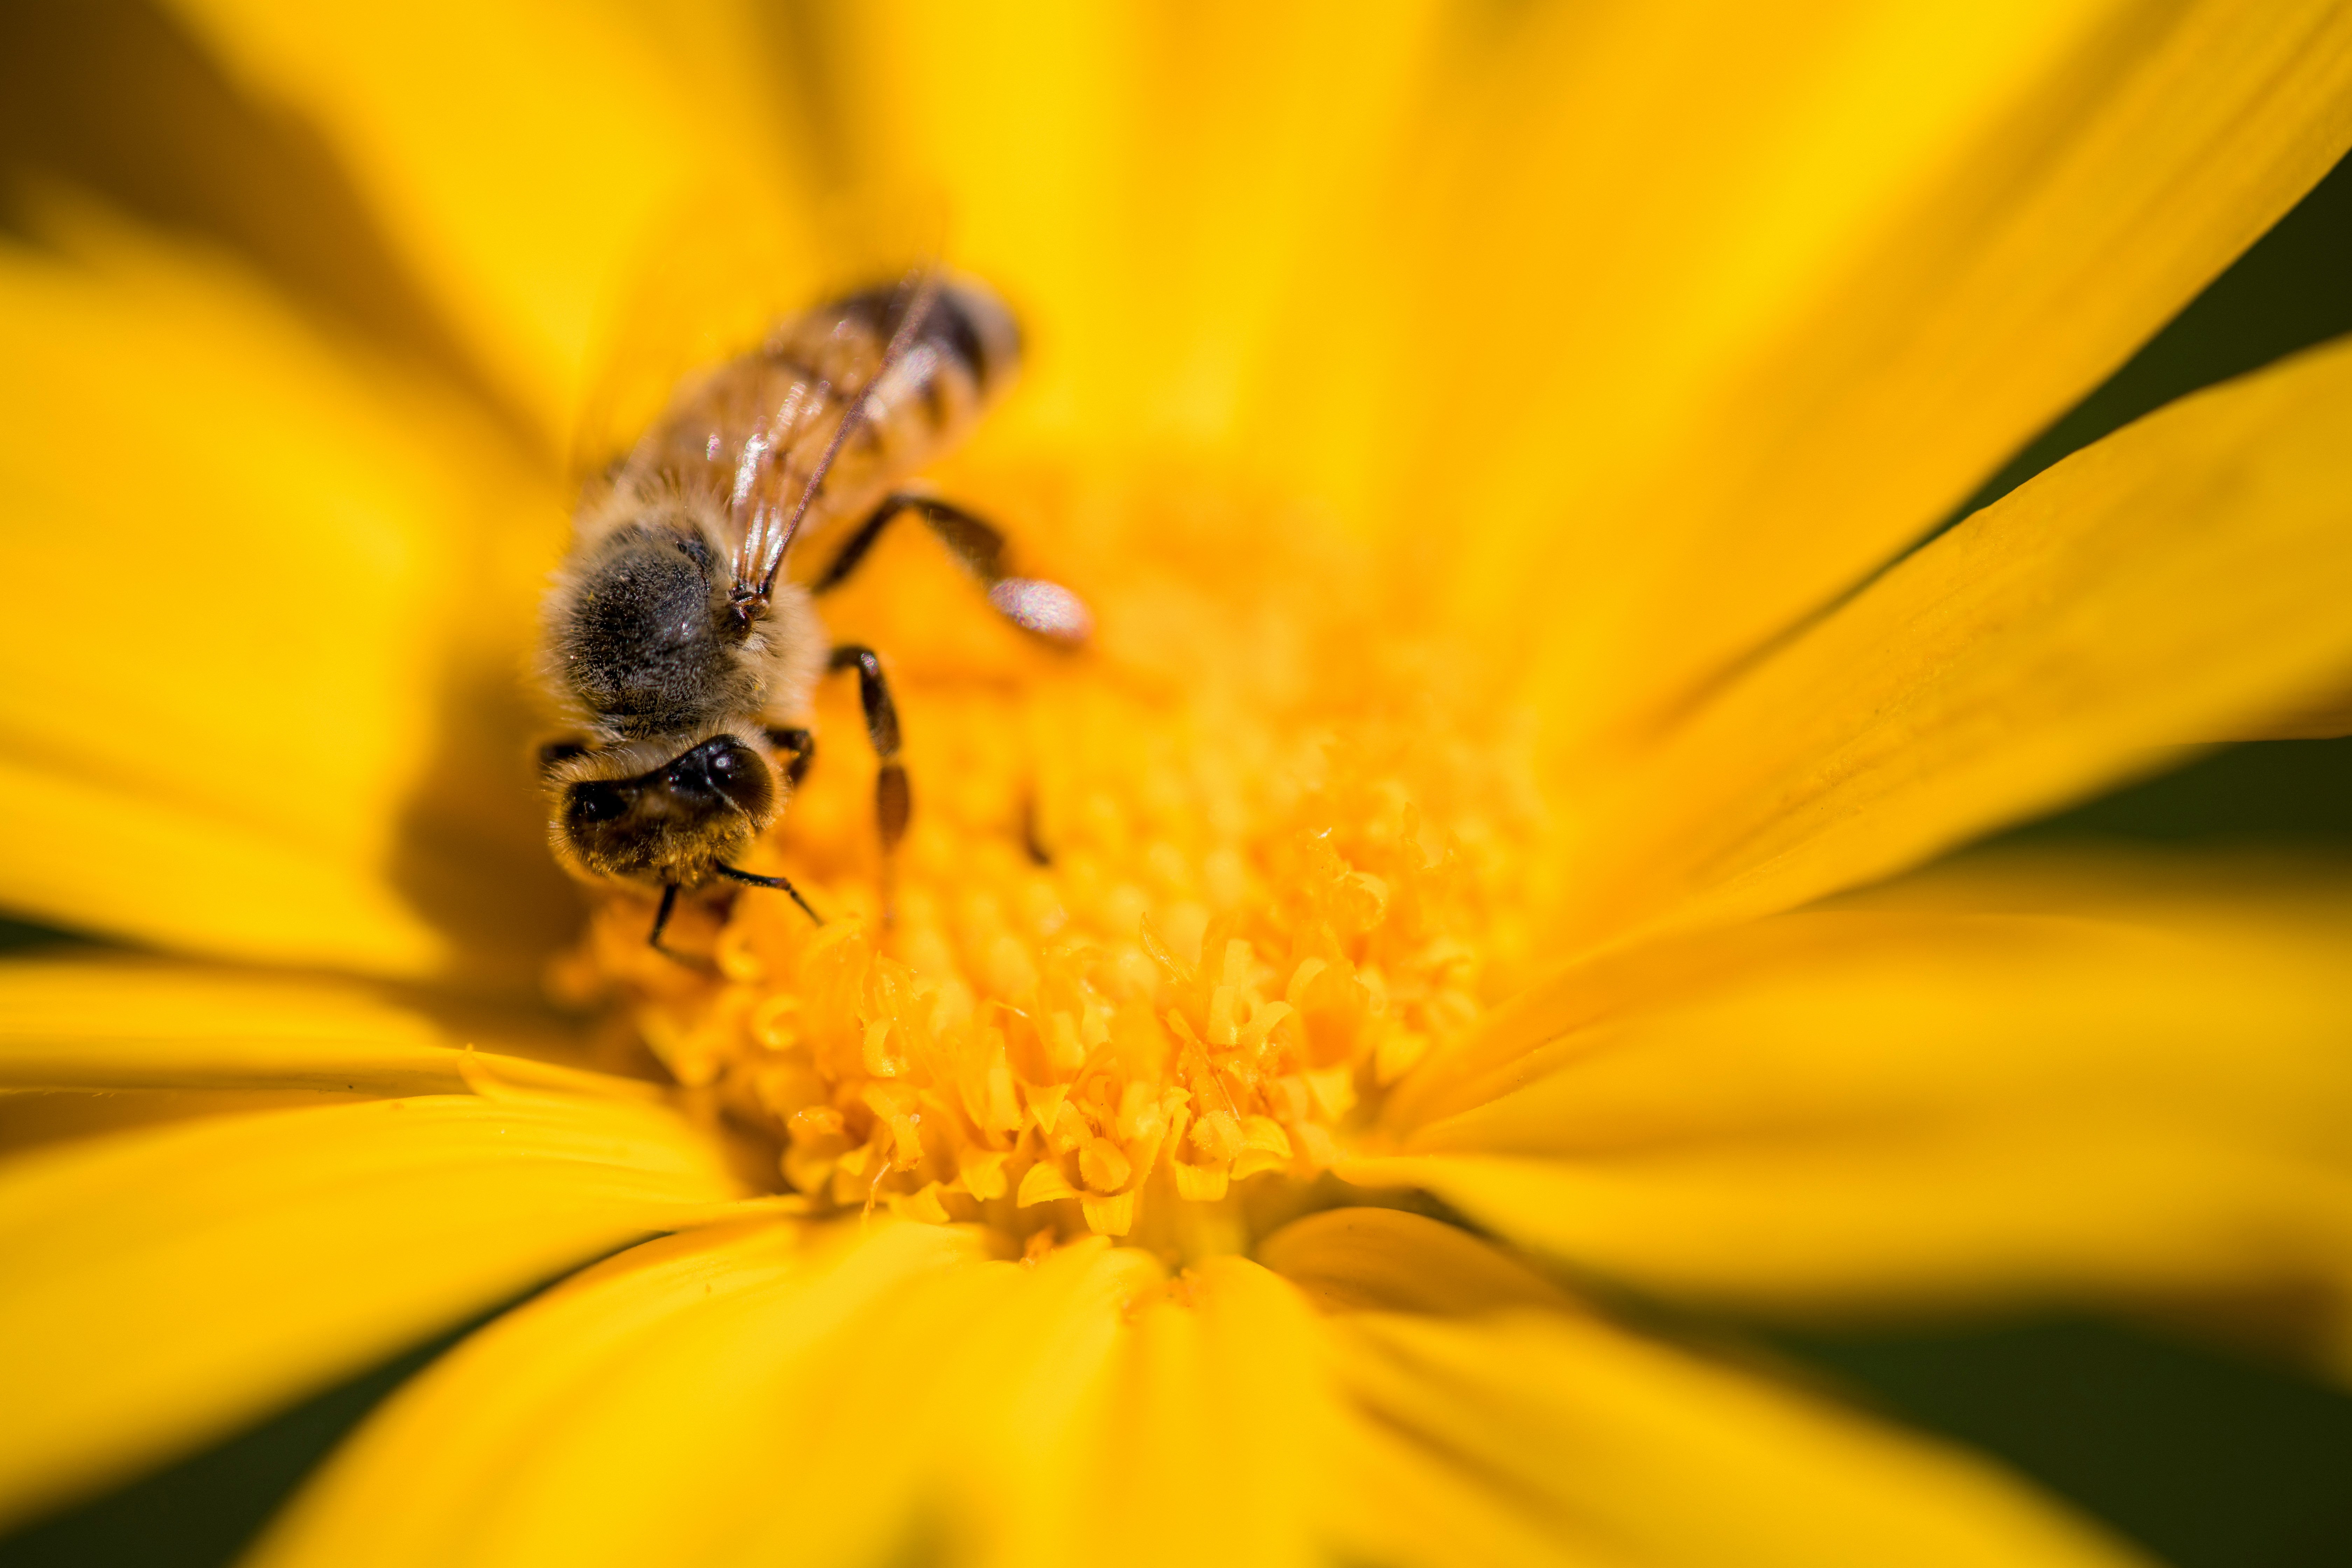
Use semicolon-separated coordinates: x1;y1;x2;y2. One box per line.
536;274;1090;959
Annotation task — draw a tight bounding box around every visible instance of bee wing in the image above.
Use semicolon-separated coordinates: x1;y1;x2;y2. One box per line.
730;263;945;604
568;196;823;491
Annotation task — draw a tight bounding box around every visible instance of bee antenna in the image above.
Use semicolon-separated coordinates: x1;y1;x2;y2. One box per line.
744;268;944;607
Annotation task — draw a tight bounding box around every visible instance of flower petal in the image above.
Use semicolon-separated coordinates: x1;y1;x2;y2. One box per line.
245;1219;988;1568
1254;1205;1574;1317
248;1223;1169;1568
233;1201;2155;1567
802;0;2352;592
0;1089;742;1528
2231;689;2352;740
1396;0;2352;755
1554;334;2352;951
799;0;1447;464
0;953;657;1159
1084;1255;1334;1568
254;1217;1344;1568
1253;1210;2145;1568
1356;856;2352;1343
1321;1418;1598;1568
0;954;635;1098
157;0;801;441
0;216;573;980
1321;1308;2151;1568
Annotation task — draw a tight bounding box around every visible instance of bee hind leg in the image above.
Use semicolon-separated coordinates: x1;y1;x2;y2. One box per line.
813;494;1092;648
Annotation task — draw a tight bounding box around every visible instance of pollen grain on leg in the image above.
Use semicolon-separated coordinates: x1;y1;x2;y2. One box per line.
564;476;1543;1254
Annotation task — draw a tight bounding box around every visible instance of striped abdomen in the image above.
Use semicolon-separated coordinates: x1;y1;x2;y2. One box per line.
624;280;1022;565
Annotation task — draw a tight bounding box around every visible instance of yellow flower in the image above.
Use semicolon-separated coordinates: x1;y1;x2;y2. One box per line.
6;2;2352;1564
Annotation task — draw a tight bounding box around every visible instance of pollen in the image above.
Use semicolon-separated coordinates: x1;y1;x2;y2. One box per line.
559;472;1545;1255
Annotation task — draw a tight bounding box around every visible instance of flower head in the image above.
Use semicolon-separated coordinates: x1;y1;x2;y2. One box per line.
6;3;2352;1566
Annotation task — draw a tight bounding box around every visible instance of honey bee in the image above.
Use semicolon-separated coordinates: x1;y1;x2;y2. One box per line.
537;274;1090;958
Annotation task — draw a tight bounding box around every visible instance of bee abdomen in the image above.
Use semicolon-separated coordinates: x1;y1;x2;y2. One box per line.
934;281;1022;399
830;280;1021;405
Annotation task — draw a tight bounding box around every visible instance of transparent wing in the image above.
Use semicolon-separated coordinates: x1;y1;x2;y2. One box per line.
567;193;824;490
573;187;954;486
728;264;944;607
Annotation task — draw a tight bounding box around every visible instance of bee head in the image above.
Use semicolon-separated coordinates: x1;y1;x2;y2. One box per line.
543;733;777;887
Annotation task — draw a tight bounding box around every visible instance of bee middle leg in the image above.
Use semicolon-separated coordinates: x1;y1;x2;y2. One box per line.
827;645;910;916
812;493;1091;646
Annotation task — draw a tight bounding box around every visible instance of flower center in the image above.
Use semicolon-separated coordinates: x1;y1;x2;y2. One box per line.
559;472;1542;1256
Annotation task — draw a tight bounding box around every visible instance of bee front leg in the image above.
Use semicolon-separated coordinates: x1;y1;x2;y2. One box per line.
645;882;709;970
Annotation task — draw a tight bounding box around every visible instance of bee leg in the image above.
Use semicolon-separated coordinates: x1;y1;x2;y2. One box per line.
813;494;1092;648
828;645;910;920
763;726;816;789
808;494;932;592
1019;791;1052;867
645;882;710;970
716;862;822;924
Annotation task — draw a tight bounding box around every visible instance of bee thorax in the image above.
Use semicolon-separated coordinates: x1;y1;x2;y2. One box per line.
555;525;759;739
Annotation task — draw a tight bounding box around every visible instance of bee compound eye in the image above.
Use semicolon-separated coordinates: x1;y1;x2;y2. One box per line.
566;779;629;826
688;737;774;818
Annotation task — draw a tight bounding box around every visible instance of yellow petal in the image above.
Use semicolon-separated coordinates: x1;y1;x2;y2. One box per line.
257;1220;1343;1568
1322;1309;2150;1568
159;0;803;442
1256;1212;2140;1567
1255;1206;1572;1317
1398;0;2352;756
808;0;1445;464
251;1197;2151;1567
261;1226;1172;1568
0;1089;742;1528
2230;691;2352;740
1356;858;2352;1344
0;953;656;1158
1322;1415;1602;1568
0;954;637;1098
1360;1132;2352;1346
0;214;572;981
1083;1255;1333;1568
1261;1213;1596;1568
1555;334;2352;952
897;1238;1166;1568
247;1219;989;1568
